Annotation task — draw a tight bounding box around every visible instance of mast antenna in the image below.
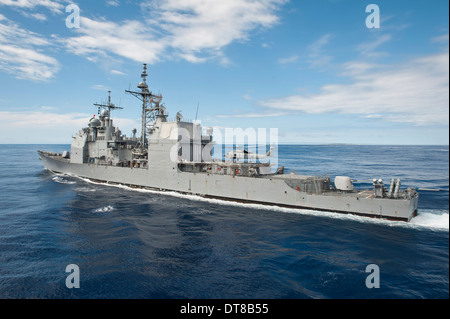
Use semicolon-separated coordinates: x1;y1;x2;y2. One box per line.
125;63;165;149
195;101;199;122
93;90;123;116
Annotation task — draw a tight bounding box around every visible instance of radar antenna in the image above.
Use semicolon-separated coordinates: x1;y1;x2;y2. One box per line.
94;91;123;117
125;64;166;148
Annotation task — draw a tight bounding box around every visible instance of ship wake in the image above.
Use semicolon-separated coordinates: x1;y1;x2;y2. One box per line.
52;176;76;185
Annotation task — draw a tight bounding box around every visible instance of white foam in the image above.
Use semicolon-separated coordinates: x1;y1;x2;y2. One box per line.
410;211;449;230
93;205;114;213
77;176;449;231
74;187;96;192
52;176;76;185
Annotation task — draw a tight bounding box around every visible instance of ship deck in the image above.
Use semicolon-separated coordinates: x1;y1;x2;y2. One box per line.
38;151;70;163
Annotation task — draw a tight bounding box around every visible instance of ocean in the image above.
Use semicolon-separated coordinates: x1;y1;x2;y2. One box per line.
0;144;448;300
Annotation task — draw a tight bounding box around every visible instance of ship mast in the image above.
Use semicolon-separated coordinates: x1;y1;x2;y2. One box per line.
94;91;123;117
125;64;165;149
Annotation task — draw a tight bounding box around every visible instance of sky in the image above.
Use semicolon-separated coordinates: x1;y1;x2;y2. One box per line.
0;0;448;145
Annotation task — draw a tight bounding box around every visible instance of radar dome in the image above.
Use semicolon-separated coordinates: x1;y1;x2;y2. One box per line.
100;109;109;118
137;81;148;89
89;117;101;127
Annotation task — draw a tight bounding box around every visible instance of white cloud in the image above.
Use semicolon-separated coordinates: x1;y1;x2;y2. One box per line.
0;110;88;143
110;69;127;75
278;54;299;64
432;33;449;44
178;52;208;64
106;0;119;7
1;0;285;78
0;15;60;81
21;12;48;21
65;17;167;64
2;0;286;80
259;51;449;126
0;110;139;143
91;84;111;91
307;33;332;68
65;0;286;64
0;0;64;14
216;111;289;118
146;0;284;59
356;33;392;57
0;111;88;128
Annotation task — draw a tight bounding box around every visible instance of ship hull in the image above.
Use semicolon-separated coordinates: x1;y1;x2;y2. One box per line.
39;151;418;222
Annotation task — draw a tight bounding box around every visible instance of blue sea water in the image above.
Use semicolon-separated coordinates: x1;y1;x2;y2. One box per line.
0;144;448;299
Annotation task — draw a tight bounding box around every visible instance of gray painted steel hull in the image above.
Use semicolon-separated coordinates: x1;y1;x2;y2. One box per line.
38;151;419;222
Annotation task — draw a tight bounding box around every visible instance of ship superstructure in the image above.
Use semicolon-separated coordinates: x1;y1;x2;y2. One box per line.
39;64;419;222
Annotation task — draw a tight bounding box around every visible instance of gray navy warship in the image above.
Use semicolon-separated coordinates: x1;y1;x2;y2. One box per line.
38;64;419;222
